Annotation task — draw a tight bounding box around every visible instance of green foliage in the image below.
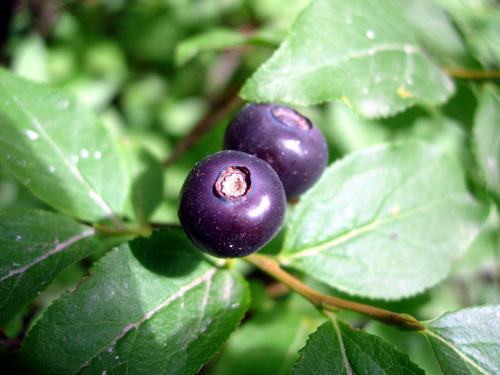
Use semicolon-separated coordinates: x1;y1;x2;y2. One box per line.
20;229;249;375
281;142;487;299
473;86;500;204
241;0;455;118
0;210;102;326
212;292;323;375
422;305;500;374
0;69;130;223
292;313;425;374
0;0;499;374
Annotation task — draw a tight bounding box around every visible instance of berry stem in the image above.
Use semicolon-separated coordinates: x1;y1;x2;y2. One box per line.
244;253;425;332
94;223;153;238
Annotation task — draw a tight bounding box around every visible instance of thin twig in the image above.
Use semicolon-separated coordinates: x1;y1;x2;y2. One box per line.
162;86;243;167
150;223;182;231
443;67;500;80
245;254;425;332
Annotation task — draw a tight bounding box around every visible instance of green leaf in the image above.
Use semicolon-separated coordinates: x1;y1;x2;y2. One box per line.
473;86;500;204
365;320;443;375
121;140;164;222
19;228;250;375
392;0;467;65
463;11;500;67
292;314;425;375
280;142;487;299
434;0;500;67
0;68;130;223
11;33;49;83
0;209;102;326
241;0;454;118
175;28;248;66
422;305;500;375
251;0;311;29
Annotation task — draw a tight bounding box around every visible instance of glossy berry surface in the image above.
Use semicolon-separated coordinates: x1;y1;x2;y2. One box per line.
224;103;329;198
178;150;286;258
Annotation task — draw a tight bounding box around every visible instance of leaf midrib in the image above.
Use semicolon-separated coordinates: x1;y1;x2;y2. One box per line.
0;229;95;284
73;267;218;374
281;195;448;260
332;316;353;375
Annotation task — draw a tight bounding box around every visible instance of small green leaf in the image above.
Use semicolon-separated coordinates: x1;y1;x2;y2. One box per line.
121;140;164;222
0;68;130;223
0;209;102;326
437;0;500;67
11;33;49;83
473;86;500;204
464;11;500;67
175;28;248;66
241;0;454;118
281;142;487;299
422;305;500;375
20;228;250;375
292;314;425;374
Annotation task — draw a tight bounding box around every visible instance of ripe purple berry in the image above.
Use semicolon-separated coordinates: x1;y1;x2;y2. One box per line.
224;103;329;198
178;150;286;258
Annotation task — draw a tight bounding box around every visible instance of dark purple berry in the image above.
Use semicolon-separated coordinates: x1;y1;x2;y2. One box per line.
224;103;329;198
178;150;286;258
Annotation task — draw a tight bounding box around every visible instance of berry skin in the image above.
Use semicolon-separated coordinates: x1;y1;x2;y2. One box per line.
178;150;286;258
224;103;329;198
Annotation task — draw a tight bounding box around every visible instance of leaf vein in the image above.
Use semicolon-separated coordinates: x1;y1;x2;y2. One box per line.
74;267;217;373
332;316;352;375
284;196;450;259
0;229;95;284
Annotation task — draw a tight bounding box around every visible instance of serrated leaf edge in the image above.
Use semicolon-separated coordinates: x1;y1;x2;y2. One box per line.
247;43;420;94
423;329;490;375
276;317;316;375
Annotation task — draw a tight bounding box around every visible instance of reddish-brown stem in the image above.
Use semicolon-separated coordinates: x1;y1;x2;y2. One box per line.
245;254;425;332
443;67;500;80
162;86;243;167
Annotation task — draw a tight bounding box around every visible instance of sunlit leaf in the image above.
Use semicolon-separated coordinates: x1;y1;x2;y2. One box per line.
242;0;454;118
0;68;130;223
281;142;487;299
422;305;500;375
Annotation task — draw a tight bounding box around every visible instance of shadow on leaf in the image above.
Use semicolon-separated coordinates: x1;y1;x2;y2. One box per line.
130;227;206;277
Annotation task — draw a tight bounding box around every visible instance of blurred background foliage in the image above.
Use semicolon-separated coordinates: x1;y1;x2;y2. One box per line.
0;1;499;374
0;0;310;220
